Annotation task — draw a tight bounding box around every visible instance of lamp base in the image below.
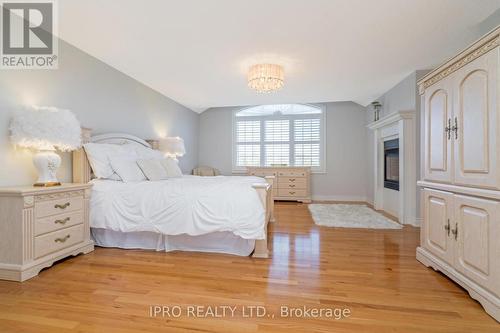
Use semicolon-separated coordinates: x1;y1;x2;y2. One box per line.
33;181;62;187
33;150;62;187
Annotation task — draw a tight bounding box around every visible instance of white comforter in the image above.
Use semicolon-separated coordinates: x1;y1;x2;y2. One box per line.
90;175;267;240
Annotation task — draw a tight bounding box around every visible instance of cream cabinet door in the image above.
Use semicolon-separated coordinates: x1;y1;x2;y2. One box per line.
424;79;453;183
453;194;500;298
422;189;454;265
453;47;500;189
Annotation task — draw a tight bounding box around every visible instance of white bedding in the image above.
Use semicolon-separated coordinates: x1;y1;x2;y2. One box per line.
90;175;267;240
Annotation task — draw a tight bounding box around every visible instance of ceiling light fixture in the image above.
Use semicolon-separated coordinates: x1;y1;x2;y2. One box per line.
247;64;284;93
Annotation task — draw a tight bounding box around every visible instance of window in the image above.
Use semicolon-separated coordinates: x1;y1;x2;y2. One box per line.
233;104;325;172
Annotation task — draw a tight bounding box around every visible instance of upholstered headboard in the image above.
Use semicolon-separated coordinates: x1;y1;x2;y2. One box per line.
72;128;159;183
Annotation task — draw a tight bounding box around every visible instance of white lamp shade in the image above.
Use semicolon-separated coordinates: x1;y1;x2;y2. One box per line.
10;106;82;151
159;137;186;157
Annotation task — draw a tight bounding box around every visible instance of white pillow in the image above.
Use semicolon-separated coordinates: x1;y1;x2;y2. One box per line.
109;155;146;182
161;158;183;178
107;172;123;181
137;159;169;181
130;143;165;160
83;143;135;179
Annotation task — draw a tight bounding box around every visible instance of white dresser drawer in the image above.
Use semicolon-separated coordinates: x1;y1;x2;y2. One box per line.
35;210;84;236
249;170;278;177
278;189;308;197
34;224;84;259
278;170;307;177
278;177;307;187
278;183;306;190
247;167;311;203
35;196;83;219
0;183;93;281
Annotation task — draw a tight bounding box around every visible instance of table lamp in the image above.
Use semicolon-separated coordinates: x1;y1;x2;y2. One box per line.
10;106;82;186
159;137;186;161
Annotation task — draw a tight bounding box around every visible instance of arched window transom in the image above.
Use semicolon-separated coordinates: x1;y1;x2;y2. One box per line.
232;104;325;172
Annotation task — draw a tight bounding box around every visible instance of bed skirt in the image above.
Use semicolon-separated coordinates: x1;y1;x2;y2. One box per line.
91;228;255;256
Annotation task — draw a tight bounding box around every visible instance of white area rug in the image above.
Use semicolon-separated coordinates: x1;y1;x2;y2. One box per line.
308;204;402;229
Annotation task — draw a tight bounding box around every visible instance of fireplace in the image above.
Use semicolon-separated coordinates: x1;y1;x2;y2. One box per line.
368;110;416;225
384;138;399;191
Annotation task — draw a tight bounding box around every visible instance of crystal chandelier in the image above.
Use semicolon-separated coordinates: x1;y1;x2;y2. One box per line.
247;64;284;93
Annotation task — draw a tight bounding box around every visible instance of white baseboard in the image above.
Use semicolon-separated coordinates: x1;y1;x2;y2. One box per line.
412;217;423;227
311;195;368;202
402;216;421;227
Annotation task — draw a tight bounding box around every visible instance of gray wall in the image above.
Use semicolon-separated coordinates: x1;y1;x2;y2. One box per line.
475;8;500;36
364;71;429;219
369;72;418;120
199;102;369;201
0;40;199;187
363;9;500;213
365;71;424;205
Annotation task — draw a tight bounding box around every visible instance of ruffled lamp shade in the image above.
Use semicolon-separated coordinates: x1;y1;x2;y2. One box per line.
159;137;186;160
10;106;82;186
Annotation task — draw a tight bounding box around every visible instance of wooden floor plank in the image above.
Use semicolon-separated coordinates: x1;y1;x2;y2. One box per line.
0;202;498;332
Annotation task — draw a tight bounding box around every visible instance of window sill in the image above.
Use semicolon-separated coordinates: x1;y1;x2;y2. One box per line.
232;169;248;175
232;168;326;175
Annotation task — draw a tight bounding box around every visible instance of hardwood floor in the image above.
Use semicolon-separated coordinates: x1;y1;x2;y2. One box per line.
0;202;498;332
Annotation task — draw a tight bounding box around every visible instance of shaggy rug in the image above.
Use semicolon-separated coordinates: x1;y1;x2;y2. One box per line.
308;204;402;229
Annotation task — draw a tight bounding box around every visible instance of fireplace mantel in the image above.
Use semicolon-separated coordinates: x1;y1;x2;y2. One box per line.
367;110;417;226
367;110;415;130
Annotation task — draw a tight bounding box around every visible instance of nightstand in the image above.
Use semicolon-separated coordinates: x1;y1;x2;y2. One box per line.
0;183;94;281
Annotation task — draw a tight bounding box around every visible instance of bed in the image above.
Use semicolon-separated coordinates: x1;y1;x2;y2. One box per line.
72;130;274;258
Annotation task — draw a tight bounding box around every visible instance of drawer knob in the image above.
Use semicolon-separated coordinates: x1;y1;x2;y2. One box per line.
54;235;71;243
54;217;70;225
290;178;296;182
289;191;296;195
54;202;70;209
289;184;296;188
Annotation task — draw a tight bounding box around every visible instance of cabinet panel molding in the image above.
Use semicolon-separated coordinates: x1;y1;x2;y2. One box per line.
423;189;454;265
424;80;453;183
454;194;499;299
417;26;500;322
453;48;500;189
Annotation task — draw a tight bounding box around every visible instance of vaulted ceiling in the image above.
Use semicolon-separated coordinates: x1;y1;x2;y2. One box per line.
58;0;500;112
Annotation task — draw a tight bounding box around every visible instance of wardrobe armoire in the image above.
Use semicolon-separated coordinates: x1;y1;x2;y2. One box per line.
417;26;500;322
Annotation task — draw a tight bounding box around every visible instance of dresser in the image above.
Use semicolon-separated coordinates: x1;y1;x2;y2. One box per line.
247;167;311;203
0;183;94;281
417;27;500;321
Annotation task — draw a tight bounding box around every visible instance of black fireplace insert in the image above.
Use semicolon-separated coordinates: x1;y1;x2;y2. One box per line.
384;139;399;191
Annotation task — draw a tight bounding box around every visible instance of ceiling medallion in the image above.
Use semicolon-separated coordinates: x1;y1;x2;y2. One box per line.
247;64;284;93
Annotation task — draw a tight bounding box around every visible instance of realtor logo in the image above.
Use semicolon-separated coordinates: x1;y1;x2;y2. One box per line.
1;0;58;69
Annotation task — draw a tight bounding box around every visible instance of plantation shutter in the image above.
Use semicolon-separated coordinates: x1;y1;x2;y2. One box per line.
264;120;290;166
233;104;325;172
236;120;261;167
294;118;321;167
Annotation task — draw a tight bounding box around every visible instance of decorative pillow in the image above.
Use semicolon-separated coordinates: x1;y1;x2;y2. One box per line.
83;143;134;179
107;172;123;181
130;143;165;160
137;159;169;181
83;143;115;178
108;155;147;182
161;158;183;178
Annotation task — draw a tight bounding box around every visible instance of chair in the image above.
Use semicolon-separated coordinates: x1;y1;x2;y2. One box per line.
192;166;221;176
